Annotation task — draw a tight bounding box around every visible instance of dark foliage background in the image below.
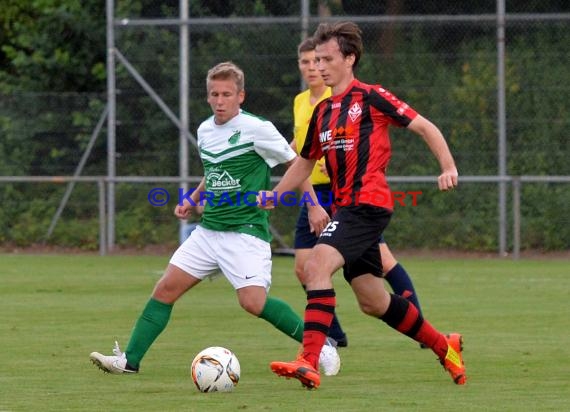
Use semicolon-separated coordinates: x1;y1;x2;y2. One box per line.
1;1;568;251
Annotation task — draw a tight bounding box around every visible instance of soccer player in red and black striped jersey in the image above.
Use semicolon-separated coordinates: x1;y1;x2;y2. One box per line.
259;21;466;389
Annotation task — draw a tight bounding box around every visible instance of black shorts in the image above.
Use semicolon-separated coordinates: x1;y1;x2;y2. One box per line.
295;185;386;249
317;205;392;283
294;184;332;249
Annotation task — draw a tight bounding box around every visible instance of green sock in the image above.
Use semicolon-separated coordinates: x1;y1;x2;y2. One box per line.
258;296;303;342
125;298;173;369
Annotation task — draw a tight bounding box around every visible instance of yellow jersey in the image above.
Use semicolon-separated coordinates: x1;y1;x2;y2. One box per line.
293;88;331;185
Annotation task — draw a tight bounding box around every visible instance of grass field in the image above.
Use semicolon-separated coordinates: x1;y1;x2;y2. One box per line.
1;253;569;411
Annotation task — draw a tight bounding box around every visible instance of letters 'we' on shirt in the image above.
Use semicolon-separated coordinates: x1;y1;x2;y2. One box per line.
300;79;418;211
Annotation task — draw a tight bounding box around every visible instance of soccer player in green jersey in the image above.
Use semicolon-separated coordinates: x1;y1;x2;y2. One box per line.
89;61;340;376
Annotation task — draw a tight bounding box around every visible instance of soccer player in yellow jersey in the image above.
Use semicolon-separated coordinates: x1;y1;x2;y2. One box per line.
291;38;426;348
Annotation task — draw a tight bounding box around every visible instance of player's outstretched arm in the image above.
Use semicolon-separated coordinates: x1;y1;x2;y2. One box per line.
408;114;458;191
257;156;316;209
285;155;329;235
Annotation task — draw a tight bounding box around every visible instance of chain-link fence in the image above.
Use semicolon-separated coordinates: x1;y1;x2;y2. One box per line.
1;1;569;255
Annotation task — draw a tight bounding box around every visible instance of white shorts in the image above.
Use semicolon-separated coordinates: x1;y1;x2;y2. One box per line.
169;225;272;290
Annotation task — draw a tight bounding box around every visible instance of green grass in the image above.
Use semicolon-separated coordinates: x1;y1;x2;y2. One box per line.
1;254;569;411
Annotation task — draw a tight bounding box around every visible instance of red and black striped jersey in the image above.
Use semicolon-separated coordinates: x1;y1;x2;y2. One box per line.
300;79;418;211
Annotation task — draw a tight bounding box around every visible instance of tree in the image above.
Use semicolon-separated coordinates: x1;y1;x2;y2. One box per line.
0;0;106;93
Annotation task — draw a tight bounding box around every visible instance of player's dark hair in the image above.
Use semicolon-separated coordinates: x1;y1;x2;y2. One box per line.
297;37;317;55
313;21;363;70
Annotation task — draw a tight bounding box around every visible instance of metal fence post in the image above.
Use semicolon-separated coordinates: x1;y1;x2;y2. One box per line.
513;176;521;260
98;178;107;256
106;0;116;252
512;177;521;260
497;0;508;257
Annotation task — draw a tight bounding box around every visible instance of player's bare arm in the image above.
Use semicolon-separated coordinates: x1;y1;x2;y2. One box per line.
284;154;330;236
175;177;205;219
258;157;316;209
408;114;458;191
306;199;330;236
289;140;297;153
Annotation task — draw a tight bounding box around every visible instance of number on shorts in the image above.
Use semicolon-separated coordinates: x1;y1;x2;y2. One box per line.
322;220;339;233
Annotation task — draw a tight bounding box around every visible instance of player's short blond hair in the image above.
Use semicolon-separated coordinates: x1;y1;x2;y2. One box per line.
206;61;245;92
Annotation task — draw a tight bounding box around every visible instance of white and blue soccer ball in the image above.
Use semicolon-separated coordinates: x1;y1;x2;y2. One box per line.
191;346;240;392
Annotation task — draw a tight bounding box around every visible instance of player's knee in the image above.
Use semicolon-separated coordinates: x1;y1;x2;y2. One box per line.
152;279;181;304
239;298;264;316
381;257;397;274
379;246;397;272
358;301;383;317
294;263;306;283
303;259;322;279
151;289;178;305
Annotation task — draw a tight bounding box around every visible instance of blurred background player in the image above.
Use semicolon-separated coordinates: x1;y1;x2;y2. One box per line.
291;37;425;348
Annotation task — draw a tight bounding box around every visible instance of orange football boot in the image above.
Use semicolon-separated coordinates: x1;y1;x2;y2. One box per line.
270;355;321;389
441;333;467;385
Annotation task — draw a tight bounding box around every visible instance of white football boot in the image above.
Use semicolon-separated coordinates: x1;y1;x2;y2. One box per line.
319;337;341;376
89;341;138;374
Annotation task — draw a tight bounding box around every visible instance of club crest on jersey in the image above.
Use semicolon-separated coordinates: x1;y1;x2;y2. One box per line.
228;130;241;144
348;102;362;122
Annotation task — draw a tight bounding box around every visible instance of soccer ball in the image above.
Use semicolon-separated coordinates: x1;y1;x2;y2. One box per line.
191;346;240;393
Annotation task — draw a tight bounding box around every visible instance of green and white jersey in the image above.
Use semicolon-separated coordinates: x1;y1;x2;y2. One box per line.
197;110;296;242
